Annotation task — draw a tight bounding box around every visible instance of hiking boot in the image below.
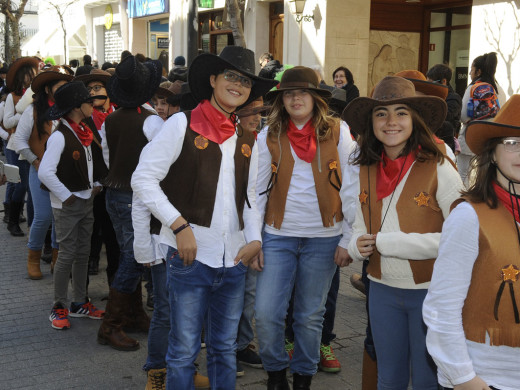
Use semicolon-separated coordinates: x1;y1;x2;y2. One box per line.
49;303;70;330
236;357;245;377
70;299;105;319
350;273;366;295
237;344;263;368
122;283;150;333
194;372;210;389
318;344;341;373
284;338;294;360
145;368;166;390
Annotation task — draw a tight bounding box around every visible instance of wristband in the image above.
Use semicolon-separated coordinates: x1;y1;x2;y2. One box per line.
173;223;191;235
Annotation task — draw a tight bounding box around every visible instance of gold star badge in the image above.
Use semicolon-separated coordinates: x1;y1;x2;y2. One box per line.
359;189;368;205
241;144;252;158
501;264;520;283
328;160;338;170
414;191;431;207
194;135;209;150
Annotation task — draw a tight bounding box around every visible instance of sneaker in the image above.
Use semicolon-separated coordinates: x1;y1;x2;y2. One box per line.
194;372;210;389
145;368;166;390
69;300;105;319
236;357;245;377
49;303;70;330
284;338;294;360
319;344;341;373
237;344;263;368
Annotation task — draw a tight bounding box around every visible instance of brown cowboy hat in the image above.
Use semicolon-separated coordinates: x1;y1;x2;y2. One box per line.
6;56;40;90
265;66;331;100
394;69;449;100
465;94;520;154
342;76;447;135
31;65;74;94
156;80;183;98
74;69;112;86
236;97;271;117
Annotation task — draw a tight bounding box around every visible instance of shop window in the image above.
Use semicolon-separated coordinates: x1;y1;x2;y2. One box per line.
198;9;234;54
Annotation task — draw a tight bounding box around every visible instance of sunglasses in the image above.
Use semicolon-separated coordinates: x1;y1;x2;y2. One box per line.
223;69;253;88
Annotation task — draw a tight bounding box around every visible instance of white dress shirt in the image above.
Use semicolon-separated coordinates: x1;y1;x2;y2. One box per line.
3;93;21;151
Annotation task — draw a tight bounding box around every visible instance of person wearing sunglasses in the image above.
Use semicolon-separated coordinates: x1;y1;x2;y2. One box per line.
423;95;520;390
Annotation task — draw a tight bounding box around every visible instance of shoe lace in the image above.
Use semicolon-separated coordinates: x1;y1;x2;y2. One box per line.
150;371;166;389
320;345;336;361
82;302;99;314
55;308;69;319
284;339;294;352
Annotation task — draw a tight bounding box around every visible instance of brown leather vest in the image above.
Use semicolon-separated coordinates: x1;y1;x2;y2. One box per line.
3;93;22;134
160;113;256;229
103;107;152;191
359;158;444;284
28;107;53;160
459;199;520;347
264;125;343;229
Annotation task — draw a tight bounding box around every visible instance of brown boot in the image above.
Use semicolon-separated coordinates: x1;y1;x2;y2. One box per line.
123;283;150;333
51;248;59;274
362;348;378;390
145;368;166;390
97;288;140;351
194;372;210;389
27;249;43;280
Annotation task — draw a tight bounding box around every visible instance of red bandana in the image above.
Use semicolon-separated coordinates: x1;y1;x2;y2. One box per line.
64;116;93;147
286;119;316;163
376;151;416;200
493;181;520;224
47;97;55;107
190;100;236;144
91;104;116;130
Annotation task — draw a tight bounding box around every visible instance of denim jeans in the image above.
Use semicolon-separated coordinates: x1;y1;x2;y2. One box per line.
165;246;247;390
143;261;169;371
27;165;57;250
237;267;258;351
5;148;29;204
255;232;339;375
105;188;143;294
369;282;437;390
3;140;14;203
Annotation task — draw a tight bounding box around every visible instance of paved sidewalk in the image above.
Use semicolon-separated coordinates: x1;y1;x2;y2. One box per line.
0;183;367;389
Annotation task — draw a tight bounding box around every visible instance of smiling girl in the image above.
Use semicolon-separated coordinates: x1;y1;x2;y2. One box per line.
344;76;463;389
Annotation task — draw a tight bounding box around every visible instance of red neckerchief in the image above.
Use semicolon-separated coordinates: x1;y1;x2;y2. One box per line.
64;116;93;147
376;150;416;200
493;181;520;224
92;103;115;130
47;97;55;107
190;100;236;144
286;119;316;163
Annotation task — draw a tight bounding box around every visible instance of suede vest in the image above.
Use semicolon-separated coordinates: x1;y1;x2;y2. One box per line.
264;125;343;229
458;199;520;347
359;157;444;284
160;113;256;229
103;108;152;191
55;122;106;192
3;93;22;134
28;107;53;160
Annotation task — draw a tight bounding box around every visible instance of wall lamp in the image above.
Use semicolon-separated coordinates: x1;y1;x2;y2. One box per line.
290;0;314;23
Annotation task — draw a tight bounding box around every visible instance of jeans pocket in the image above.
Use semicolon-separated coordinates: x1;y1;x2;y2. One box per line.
235;261;248;273
167;251;199;275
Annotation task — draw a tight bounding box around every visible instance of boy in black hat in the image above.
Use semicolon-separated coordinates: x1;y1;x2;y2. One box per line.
38;81;107;330
132;46;276;389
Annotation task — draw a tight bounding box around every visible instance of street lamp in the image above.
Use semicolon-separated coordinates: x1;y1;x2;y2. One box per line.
290;0;314;23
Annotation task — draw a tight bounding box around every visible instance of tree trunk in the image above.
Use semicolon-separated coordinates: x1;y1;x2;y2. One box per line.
10;18;20;60
226;0;245;47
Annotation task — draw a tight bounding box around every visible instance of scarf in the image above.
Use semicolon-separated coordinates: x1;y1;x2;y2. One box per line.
64;116;93;147
286;119;317;163
47;97;55;107
190;100;236;144
493;181;520;224
91;104;115;130
376;151;416;200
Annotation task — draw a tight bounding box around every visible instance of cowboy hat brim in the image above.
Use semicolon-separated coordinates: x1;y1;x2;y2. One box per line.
6;57;40;90
46;94;106;120
74;73;111;86
265;83;332;101
31;71;74;94
407;78;449;100
342;95;447;135
188;53;278;109
465;120;520;155
236;105;272;118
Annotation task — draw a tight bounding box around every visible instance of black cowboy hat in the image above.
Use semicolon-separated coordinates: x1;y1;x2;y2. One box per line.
106;55;163;108
31;66;74;94
46;81;105;120
188;46;277;109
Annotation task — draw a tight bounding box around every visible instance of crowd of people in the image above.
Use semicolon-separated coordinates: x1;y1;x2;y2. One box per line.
0;45;518;390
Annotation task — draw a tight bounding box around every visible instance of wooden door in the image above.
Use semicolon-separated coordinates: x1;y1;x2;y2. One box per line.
269;2;284;62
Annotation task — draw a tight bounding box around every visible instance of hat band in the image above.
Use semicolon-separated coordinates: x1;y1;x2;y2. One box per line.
279;81;318;90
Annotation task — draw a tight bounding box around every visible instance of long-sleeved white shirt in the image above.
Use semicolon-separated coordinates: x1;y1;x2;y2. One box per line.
0;101;8;141
423;201;520;389
347;158;464;289
256;120;358;249
3;93;22;151
15;86;33;114
131;111;262;268
38;119;100;209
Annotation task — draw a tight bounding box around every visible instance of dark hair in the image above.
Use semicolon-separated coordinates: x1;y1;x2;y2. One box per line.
461;138;502;207
332;66;354;85
69;59;79;68
121;50;132;62
12;65;37;95
33;79;64;138
83;54;92;65
472;52;498;92
259;52;273;62
426;64;453;84
101;62;113;71
352;108;445;166
135;53;146;63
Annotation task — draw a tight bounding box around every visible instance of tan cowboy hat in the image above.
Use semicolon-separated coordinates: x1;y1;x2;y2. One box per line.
74;69;112;86
465;94;520;154
31;65;74;94
236;97;271;118
265;66;331;101
342;76;447;136
6;56;40;90
394;69;449;100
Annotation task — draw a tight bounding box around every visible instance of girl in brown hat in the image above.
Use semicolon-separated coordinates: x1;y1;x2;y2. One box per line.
343;76;463;389
423;95;520;390
254;66;357;389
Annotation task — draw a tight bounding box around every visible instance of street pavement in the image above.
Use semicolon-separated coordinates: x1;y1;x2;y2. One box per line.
0;181;367;390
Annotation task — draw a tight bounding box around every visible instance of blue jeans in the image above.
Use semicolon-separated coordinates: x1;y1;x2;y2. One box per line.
144;261;170;371
3;142;15;203
5;148;29;203
237;267;258;351
369;282;437;390
27;165;57;250
255;233;339;375
165;246;247;390
105;188;143;293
